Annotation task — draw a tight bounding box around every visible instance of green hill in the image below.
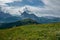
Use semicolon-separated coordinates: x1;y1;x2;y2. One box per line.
0;22;60;40
0;19;38;29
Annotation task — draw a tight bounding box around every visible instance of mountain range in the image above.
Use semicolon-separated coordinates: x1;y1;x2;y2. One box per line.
0;6;60;23
0;6;60;28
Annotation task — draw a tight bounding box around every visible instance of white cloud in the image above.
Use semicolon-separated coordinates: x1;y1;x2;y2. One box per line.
0;0;22;3
0;0;60;17
41;0;60;17
42;0;60;8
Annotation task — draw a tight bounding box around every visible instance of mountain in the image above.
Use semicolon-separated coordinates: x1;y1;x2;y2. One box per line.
0;8;60;23
38;16;60;23
0;6;60;23
20;11;40;22
0;8;22;23
20;11;60;23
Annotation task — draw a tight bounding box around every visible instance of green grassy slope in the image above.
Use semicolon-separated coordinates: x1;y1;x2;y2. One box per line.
0;23;60;40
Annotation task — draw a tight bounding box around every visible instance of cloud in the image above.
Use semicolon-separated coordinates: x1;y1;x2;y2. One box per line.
0;0;22;3
40;0;60;17
0;0;60;17
42;0;60;8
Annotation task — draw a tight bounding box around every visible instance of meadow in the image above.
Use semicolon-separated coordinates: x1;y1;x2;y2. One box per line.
0;22;60;40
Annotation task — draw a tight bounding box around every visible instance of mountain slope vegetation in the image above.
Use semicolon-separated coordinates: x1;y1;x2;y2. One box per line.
0;19;38;29
0;22;60;40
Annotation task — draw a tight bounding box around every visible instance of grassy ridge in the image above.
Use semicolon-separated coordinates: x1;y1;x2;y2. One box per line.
0;23;60;40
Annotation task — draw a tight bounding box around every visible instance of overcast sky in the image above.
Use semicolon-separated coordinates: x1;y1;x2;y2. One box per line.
0;0;60;17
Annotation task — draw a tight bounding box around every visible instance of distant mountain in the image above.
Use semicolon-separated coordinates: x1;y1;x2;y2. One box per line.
38;16;60;23
0;8;60;23
0;6;60;23
0;8;21;23
20;11;40;22
20;11;60;23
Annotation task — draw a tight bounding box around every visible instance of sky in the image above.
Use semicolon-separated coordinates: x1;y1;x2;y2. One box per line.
0;0;60;17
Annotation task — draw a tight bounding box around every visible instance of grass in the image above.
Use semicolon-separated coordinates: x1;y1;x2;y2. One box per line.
0;22;60;40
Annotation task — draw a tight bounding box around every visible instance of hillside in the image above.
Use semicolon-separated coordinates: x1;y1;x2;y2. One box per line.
0;22;60;40
0;19;38;29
